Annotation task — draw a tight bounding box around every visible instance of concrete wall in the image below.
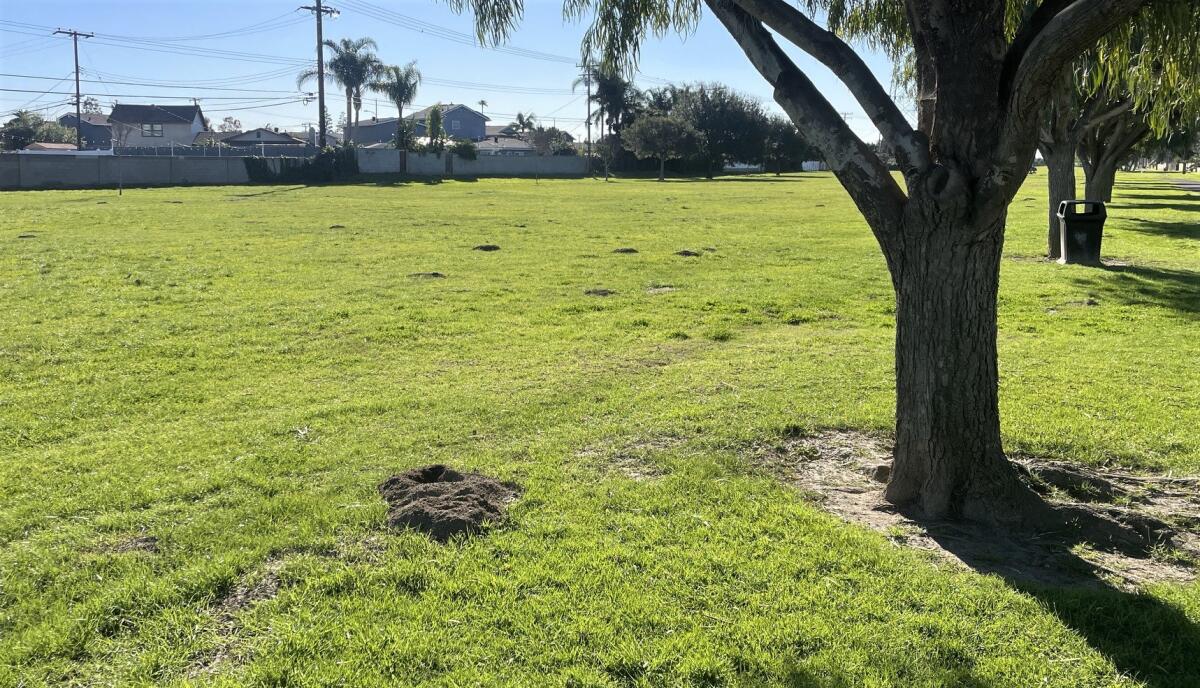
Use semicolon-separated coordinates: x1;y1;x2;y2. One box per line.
357;148;404;174
0;154;252;189
453;154;586;177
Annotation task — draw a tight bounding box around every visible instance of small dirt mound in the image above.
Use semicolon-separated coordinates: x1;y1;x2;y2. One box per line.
112;535;159;554
329;224;345;229
17;234;36;239
647;285;676;295
409;272;446;279
675;250;701;257
585;288;615;296
473;244;501;252
379;465;520;541
612;247;638;254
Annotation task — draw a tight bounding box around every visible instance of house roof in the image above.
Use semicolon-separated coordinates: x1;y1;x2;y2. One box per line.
485;124;519;137
59;113;111;126
406;104;489;123
222;128;306;144
25;142;78;150
109;103;205;125
476;137;536;152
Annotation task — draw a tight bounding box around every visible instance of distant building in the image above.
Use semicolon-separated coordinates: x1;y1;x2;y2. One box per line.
476;136;536;156
23;142;78;151
193;128;306;147
57;113;111;149
352;104;490;145
108;104;207;147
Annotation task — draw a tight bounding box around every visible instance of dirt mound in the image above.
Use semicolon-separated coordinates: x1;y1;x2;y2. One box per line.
378;465;520;541
612;247;639;254
675;249;701;257
473;244;501;252
408;272;446;279
112;535;159;554
752;430;1199;590
647;285;676;295
585;288;615;296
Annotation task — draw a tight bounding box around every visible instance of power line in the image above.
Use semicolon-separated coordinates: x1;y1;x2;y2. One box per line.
1;72;308;95
0;87;310;101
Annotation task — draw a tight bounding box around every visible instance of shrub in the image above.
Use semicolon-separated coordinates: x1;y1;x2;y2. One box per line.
450;139;478;160
244;145;359;183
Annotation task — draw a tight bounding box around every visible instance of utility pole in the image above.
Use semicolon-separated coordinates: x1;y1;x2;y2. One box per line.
54;28;93;151
300;1;338;147
578;62;593;175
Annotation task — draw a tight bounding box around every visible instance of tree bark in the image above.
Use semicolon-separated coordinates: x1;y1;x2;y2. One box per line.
1040;143;1076;259
1084;162;1117;202
883;204;1042;521
344;89;354;144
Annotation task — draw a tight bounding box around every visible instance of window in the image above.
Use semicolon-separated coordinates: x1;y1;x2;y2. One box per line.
140;123;163;137
451;120;461;131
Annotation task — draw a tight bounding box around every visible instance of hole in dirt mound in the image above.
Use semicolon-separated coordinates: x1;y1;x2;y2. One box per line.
408;272;446;279
585;288;616;296
473;244;501;252
379;465;520;542
751;430;1199;590
612;247;638;254
675;249;701;257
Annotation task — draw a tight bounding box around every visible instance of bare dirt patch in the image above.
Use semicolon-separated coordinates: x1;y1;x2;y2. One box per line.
613;247;639;254
473;244;501;252
646;285;676;295
110;534;159;554
585;288;616;297
409;272;446;279
675;250;701;257
189;557;287;677
576;435;685;480
752;430;1199;589
378;465;521;541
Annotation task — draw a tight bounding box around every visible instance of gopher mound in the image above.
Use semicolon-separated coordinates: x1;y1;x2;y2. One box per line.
473;244;501;252
378;465;520;541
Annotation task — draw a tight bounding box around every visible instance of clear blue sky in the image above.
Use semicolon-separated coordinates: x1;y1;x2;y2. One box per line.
0;0;899;142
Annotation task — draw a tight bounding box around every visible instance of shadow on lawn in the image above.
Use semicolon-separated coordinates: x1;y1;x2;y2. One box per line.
918;530;1200;688
226;185;306;198
1068;263;1200;314
1118;218;1200;241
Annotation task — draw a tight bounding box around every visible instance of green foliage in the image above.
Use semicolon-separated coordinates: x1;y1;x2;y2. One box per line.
647;83;770;173
297;37;383;140
529;126;577;156
0;111;75;150
371;62;422;130
450;138;478;160
426;104;446;154
621;114;697;164
1;172;1199;685
394;117;418;151
764;115;819;173
243;145;359;183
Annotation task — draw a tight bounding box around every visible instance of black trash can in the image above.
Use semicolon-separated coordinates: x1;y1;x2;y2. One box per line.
1057;200;1106;265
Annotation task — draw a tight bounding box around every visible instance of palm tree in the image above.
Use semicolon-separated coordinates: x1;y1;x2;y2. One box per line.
477;99;488;118
297;37;381;144
510;111;537;139
370;62;422;146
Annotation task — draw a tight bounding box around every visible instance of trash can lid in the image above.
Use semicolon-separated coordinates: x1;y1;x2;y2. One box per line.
1057;200;1107;218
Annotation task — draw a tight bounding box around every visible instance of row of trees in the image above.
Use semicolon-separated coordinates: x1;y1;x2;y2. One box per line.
579;74;819;178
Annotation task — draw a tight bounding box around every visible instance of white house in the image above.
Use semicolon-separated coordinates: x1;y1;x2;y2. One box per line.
108;104;208;147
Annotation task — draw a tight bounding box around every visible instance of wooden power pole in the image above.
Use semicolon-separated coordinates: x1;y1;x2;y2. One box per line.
54;28;93;151
300;1;338;148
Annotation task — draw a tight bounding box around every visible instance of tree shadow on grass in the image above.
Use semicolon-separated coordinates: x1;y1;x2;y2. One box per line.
918;527;1200;688
1109;201;1200;212
1066;263;1200;314
226;185;306;199
1117;218;1200;241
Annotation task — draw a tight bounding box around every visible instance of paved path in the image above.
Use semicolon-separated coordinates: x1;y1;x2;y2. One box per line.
1175;179;1200;193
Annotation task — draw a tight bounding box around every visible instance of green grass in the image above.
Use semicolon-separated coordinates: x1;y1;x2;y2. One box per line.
1;171;1197;687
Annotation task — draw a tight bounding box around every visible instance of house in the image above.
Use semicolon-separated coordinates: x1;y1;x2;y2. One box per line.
476;136;537;156
351;117;403;146
23;142;79;151
57;113;111;149
407;104;489;141
194;128;306;147
108;104;208;147
484;124;520;138
284;127;341;147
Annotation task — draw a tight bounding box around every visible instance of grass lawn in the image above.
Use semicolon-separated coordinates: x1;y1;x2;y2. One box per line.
1;171;1197;687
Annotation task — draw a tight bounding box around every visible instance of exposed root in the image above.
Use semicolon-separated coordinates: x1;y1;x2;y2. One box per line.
752;430;1199;590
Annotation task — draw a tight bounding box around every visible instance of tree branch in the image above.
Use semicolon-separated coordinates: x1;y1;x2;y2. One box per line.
999;0;1076;105
730;0;930;175
704;0;906;244
995;0;1151;197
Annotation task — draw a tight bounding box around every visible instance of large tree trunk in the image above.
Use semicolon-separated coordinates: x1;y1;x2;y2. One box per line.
1039;143;1076;259
1084;161;1117;202
344;89;354;144
883;206;1040;521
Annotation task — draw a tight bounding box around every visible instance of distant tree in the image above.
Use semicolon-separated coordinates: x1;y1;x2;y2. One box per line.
622;115;699;180
661;84;769;177
764;116;816;174
81;97;103;115
298;37;382;144
510;112;538;139
370;62;422;148
1;111;73;150
477;99;488;117
426;104;446;154
529;126;576;156
451;138;478;160
218;116;242;133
